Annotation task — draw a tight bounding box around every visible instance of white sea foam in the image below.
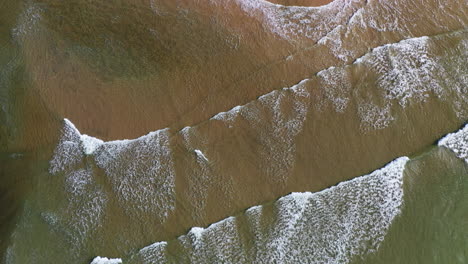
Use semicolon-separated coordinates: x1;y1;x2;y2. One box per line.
180;126;233;221
81;134;104;155
50;119;177;224
65;169;107;247
180;127;212;219
357;102;394;130
20;1;468;263
317;66;352;112
253;157;407;263
235;0;467;69
438;124;468;163
213;79;312;183
213;29;466;133
364;36;443;107
63;167;107;241
12;4;43;38
48;30;467;240
90;256;122;264
233;0;420;64
189;227;205;240
133;242;168;263
65;168;92;196
236;0;365;41
47;120;109;249
177;216;247;264
50;165;108;248
129;157;408;263
315;31;468;130
252;80;311;182
318;25;360;62
211;105;243;123
194;149;209;162
49;119;84;175
93;128;176;221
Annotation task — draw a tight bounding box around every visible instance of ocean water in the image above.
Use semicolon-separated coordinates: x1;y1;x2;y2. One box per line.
106;126;467;263
4;126;467;264
1;0;467;263
10;0;468;140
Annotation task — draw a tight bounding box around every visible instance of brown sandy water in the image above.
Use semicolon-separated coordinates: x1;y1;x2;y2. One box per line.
122;132;468;264
1;0;467;263
0;0;63;259
266;0;333;6
15;0;468;140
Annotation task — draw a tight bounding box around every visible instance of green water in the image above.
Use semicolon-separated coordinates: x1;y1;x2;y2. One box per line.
121;144;468;264
1;0;467;263
4;123;467;264
355;147;468;264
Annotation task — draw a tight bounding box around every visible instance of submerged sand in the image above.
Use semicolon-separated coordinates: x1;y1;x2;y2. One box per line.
267;0;333;6
1;0;467;262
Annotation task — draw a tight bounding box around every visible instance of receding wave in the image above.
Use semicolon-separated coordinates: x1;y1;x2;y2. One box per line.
90;124;468;263
2;0;467;263
438;124;468;163
124;157;408;264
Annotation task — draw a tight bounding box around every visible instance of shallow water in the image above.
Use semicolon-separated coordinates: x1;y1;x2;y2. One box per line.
1;0;467;263
354;148;468;264
121;143;468;264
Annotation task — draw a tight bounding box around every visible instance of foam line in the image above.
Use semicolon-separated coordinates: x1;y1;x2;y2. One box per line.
438;124;468;163
126;157;408;263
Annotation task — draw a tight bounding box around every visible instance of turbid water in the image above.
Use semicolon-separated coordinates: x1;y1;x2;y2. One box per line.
121;127;468;264
0;0;467;263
